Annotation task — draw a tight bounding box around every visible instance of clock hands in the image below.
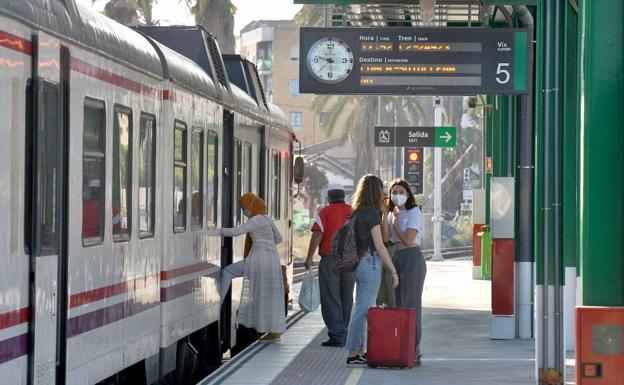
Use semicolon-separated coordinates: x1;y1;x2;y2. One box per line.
315;56;335;64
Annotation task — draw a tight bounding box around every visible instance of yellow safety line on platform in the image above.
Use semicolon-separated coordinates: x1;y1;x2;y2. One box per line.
345;368;364;385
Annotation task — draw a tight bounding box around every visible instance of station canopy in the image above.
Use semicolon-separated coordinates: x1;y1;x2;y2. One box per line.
294;1;536;27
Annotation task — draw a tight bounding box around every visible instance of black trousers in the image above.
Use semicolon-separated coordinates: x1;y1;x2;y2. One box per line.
318;256;355;343
394;246;427;356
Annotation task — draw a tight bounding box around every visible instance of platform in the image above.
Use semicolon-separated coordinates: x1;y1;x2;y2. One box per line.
199;259;539;385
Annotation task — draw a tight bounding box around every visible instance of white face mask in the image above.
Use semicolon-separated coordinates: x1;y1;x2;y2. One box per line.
391;194;407;207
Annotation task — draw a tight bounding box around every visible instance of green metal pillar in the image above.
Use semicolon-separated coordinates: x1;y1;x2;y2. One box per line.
562;0;579;353
484;95;495;225
562;3;578;277
579;0;624;306
535;1;566;382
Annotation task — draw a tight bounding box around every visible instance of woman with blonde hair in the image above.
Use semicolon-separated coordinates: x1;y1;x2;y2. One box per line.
207;193;285;342
346;174;399;365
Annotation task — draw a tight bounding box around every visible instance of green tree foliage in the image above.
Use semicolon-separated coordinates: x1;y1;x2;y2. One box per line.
96;0;155;26
301;162;328;219
183;0;236;54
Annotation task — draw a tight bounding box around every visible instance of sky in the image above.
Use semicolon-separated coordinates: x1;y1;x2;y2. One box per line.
76;0;303;35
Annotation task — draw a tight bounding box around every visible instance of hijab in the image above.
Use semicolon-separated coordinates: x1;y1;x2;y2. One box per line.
239;193;268;257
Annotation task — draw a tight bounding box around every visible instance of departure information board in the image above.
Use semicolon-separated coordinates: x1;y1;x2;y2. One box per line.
299;27;530;95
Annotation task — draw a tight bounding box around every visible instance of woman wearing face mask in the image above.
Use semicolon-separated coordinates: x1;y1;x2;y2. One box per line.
381;179;426;366
207;192;285;343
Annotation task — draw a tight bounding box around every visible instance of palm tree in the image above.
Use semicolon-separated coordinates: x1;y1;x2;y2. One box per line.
311;94;427;183
97;0;155;26
183;0;236;54
301;162;328;219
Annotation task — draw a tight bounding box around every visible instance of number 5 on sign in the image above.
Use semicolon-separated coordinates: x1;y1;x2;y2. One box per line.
496;63;510;84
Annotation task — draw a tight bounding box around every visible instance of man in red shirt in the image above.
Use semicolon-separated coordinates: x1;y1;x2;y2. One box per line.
305;183;354;347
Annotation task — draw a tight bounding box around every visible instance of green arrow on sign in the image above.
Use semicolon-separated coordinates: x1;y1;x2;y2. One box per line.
434;126;456;147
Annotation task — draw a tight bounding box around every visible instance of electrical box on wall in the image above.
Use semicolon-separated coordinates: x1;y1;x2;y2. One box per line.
576;307;624;385
490;177;515;238
472;189;486;224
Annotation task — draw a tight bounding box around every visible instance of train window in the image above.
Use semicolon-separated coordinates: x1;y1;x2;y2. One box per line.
24;81;33;253
244;142;252;195
82;98;106;245
271;149;280;218
174;121;187;232
191;127;204;230
281;153;289;220
36;83;61;255
138;114;155;237
235;140;242;224
113;106;132;241
206;131;218;226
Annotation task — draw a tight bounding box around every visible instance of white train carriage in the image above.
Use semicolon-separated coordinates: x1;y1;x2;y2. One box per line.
0;12;34;385
0;1;296;385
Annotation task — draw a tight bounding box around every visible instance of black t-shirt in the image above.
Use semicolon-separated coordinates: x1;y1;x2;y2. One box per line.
354;207;382;254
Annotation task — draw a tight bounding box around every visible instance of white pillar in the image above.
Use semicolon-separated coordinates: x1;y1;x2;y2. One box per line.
432;102;443;262
563;267;577;351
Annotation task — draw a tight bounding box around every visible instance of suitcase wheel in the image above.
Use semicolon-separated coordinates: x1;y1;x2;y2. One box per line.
367;364;377;368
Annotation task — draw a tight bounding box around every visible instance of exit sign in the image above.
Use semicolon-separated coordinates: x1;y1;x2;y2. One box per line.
374;126;456;148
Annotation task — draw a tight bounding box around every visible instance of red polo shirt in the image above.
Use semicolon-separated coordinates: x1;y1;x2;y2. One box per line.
311;201;352;256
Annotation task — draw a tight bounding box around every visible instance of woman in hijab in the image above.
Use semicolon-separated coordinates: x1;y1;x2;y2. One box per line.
207;193;285;342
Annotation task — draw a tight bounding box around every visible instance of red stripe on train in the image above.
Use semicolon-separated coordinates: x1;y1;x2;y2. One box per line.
0;30;32;56
160;262;219;281
70;57;160;99
69;274;159;309
0;308;28;330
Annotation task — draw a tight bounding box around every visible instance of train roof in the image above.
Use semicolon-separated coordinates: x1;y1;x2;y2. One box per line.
1;1;293;134
142;37;219;100
268;103;292;132
135;25;230;94
0;0;163;78
222;54;268;111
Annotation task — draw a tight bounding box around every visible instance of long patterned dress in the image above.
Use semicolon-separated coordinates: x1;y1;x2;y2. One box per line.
209;214;286;333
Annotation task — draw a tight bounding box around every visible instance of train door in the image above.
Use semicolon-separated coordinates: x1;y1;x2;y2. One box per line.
27;33;69;385
220;110;234;349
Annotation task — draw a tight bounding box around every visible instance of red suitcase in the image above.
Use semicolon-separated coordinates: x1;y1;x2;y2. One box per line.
367;307;416;368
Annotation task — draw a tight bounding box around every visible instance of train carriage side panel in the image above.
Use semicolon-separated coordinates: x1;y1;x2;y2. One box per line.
65;44;162;385
159;82;222;349
141;38;225;379
265;125;294;297
0;15;33;385
266;103;295;301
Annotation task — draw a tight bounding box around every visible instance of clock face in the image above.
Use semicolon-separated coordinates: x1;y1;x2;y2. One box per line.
306;37;354;84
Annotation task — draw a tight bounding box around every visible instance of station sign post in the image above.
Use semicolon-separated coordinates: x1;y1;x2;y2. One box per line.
374;126;457;148
300;27;529;95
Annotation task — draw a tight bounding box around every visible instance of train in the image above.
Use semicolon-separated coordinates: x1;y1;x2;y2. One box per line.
0;1;300;384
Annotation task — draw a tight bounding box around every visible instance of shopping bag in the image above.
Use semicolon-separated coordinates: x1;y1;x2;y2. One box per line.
298;269;320;312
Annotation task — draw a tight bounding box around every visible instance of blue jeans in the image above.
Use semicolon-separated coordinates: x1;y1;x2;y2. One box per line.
346;253;382;351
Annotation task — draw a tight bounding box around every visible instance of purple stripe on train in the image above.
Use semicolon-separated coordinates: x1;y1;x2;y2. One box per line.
0;333;27;364
66;297;159;338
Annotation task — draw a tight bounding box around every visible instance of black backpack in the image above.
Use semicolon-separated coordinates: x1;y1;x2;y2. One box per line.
329;215;359;273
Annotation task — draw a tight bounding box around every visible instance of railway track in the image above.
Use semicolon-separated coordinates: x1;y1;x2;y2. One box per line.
292;245;472;283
